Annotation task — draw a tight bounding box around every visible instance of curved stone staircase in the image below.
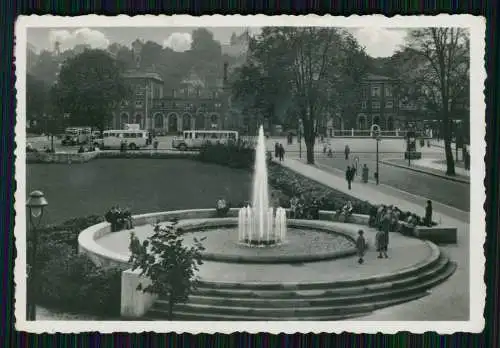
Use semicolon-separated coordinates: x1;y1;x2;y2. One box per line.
145;244;456;321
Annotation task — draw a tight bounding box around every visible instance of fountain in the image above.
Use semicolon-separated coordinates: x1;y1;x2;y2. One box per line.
238;126;287;246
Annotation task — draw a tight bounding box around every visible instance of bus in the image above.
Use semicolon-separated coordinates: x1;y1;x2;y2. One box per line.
172;130;239;151
102;129;149;150
61;127;91;146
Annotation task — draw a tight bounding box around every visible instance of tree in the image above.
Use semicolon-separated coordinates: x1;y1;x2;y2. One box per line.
232;27;369;164
26;74;49;125
401;28;470;176
51;49;130;133
129;221;205;320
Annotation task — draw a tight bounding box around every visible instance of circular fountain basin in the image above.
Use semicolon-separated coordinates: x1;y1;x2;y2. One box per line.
83;215;360;266
182;225;356;263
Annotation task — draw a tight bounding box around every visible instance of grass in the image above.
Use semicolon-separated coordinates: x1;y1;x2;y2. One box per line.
27;159;253;225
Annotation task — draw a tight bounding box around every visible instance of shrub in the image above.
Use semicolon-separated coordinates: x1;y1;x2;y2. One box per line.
37;246;122;317
129;220;205;320
198;143;255;169
29;215;122;317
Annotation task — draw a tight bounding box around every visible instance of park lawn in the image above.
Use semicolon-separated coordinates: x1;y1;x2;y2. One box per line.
27;158;253;225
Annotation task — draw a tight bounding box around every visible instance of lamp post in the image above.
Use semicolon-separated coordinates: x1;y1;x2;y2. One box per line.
371;124;381;185
26;190;48;321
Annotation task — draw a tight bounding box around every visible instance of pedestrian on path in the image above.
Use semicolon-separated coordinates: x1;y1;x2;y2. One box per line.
346;166;354;190
362;164;369;183
424;200;433;227
344;144;350;160
356;230;367;264
278;143;285;161
274;142;279;158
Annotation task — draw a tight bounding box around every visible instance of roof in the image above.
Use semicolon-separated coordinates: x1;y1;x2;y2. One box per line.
123;70;163;82
364;74;395;81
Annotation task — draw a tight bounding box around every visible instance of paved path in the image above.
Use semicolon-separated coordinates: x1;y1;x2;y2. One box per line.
276;158;471;321
98;222;432;284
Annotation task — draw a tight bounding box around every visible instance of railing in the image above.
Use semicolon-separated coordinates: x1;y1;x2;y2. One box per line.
331;129;430;138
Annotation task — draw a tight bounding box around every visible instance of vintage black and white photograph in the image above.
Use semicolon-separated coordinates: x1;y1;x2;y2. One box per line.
14;15;485;333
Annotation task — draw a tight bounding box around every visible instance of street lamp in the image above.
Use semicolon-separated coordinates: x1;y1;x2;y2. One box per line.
371;125;381;185
26;190;48;321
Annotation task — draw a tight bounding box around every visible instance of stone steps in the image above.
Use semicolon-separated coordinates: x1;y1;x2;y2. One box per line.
188;254;448;300
144;247;456;320
184;257;453;308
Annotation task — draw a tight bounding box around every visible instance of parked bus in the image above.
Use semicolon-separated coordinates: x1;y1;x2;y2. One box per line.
102;129;149;150
172;130;239;151
61;127;91;146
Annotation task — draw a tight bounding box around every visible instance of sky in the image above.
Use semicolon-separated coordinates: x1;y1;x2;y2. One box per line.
27;26;407;58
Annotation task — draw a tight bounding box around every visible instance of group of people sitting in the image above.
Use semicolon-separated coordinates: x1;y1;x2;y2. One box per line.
368;201;434;235
104;206;133;232
335;200;354;222
216;198;230;217
289;195;321;220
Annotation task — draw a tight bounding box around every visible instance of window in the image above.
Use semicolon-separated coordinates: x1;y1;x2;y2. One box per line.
135;100;143;108
372;101;381;109
361;87;368;99
371;86;380;97
120;100;129;107
385;86;393;97
135;86;144;96
361;101;367;109
385;101;394;109
215;103;222;108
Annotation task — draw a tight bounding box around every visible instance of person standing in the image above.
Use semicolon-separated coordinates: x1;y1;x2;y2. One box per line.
424;200;433;227
344;144;350;160
274;142;279;158
362;164;369;183
346;166;353;190
279;143;285;161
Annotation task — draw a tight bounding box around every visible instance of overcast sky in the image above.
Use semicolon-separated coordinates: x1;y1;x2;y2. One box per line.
27;27;407;58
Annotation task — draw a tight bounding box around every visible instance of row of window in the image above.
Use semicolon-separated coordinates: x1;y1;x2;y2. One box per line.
119;100;223;110
361;101;394;110
361;86;393;98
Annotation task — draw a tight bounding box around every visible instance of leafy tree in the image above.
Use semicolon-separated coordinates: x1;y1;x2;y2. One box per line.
29;50;61;86
26;74;49;124
400;28;470;175
129;221;205;320
51;49;130;133
232;27;369;164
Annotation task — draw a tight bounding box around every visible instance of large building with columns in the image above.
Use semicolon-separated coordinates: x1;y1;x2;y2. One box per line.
111;39;231;134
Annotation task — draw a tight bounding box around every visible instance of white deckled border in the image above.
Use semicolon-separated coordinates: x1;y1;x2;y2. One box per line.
13;14;486;334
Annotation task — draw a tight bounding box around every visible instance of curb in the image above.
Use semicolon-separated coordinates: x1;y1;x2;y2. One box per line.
379;160;470;184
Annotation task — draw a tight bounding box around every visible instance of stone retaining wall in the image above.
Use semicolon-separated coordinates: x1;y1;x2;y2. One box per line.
27;151;100;164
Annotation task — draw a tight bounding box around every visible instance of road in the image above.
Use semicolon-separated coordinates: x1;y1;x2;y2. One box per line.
293;152;469;212
267;137;469;212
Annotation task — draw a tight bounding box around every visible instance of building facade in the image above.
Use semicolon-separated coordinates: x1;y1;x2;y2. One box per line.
325;73;430;135
111;40;230;133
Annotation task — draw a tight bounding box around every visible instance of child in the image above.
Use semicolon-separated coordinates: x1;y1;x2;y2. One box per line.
356;230;367;264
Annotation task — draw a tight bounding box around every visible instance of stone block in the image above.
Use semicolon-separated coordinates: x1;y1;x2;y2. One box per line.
121;268;158;318
413;226;457;244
